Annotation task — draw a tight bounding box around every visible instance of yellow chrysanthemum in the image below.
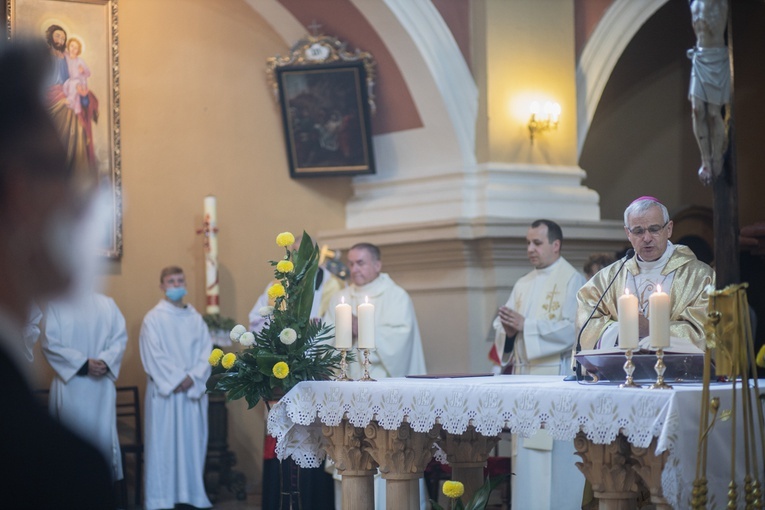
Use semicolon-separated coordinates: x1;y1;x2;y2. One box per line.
221;353;237;370
272;361;290;379
276;232;295;247
757;344;765;368
276;260;294;273
267;283;286;299
208;348;224;367
442;481;464;499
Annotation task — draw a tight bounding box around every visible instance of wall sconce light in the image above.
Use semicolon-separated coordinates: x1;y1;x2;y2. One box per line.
528;101;561;145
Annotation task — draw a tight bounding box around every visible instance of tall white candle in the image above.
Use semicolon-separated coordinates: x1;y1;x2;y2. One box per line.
357;297;375;349
618;288;639;349
335;297;352;349
203;195;220;314
649;284;670;348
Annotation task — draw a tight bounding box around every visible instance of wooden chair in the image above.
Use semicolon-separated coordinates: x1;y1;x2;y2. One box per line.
116;386;143;507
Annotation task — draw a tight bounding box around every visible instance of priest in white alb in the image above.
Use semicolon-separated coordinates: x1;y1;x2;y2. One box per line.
324;242;426;380
489;219;586;510
42;291;128;482
140;266;212;510
324;242;427;510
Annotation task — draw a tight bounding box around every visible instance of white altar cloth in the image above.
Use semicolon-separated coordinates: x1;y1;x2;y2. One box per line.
267;375;763;509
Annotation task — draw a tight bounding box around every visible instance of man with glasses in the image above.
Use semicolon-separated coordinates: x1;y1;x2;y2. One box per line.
576;196;714;351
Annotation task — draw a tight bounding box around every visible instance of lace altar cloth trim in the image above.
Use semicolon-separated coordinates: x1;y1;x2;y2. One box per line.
267;375;758;509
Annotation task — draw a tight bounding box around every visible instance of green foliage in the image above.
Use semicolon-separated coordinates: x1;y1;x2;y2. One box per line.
202;313;237;333
207;231;353;408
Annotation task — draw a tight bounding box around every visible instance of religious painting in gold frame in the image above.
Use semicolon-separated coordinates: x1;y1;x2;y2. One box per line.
5;0;123;258
267;34;376;178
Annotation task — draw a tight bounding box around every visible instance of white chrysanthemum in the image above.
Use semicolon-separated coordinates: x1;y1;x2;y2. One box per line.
259;306;274;317
230;324;247;342
279;328;297;345
239;332;255;347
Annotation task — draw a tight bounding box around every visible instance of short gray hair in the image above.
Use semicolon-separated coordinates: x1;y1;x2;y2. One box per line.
624;198;669;226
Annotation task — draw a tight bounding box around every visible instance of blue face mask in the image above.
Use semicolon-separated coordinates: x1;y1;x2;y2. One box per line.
165;286;187;302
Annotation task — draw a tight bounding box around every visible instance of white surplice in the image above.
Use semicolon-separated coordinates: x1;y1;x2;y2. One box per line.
41;293;128;480
324;273;426;380
491;257;586;510
139;299;212;510
324;273;427;510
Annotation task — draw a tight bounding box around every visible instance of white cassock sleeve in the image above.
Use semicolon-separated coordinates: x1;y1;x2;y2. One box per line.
375;288;418;378
43;306;88;383
99;299;128;382
186;318;213;400
521;273;586;361
140;316;186;397
140;308;211;401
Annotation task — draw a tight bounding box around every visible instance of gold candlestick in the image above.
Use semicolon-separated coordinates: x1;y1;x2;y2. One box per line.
359;348;376;381
335;348;352;381
649;347;673;389
619;348;642;388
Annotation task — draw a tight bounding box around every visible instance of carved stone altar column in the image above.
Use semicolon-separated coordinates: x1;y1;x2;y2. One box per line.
574;432;640;510
631;438;671;510
442;426;500;501
323;421;378;510
364;421;440;510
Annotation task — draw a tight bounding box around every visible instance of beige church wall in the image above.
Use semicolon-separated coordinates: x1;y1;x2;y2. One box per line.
29;0;352;493
479;0;579;167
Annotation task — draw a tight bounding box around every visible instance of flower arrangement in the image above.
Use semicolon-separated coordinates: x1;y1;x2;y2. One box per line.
206;231;349;407
430;475;510;510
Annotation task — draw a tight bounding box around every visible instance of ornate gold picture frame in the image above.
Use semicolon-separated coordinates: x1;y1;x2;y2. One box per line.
266;34;376;178
6;0;123;258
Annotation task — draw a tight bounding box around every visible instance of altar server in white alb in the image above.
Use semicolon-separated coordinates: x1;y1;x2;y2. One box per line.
140;266;212;510
324;242;427;510
42;292;128;482
490;219;586;510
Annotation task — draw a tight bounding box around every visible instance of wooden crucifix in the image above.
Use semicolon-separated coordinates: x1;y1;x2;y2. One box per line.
688;0;739;287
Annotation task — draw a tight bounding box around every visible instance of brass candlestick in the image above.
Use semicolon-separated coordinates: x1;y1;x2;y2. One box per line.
619;348;642;388
359;348;376;381
648;347;673;389
335;348;352;381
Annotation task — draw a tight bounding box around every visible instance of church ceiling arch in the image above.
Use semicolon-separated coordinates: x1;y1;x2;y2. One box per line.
577;0;671;155
244;0;476;172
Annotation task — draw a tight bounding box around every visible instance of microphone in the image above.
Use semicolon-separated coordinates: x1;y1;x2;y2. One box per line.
573;248;635;380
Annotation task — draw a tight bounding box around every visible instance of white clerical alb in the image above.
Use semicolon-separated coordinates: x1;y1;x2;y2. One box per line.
139;299;212;510
42;293;128;481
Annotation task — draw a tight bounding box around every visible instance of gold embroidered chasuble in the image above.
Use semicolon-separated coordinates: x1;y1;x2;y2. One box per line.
576;245;714;351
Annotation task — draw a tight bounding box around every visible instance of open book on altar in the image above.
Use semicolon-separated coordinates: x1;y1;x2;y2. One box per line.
575;340;710;383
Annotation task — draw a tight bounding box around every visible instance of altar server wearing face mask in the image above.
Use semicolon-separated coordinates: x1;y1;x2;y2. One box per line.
0;39;115;508
139;266;213;510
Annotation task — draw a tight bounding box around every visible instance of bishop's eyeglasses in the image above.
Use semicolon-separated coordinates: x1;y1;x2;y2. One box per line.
626;221;669;237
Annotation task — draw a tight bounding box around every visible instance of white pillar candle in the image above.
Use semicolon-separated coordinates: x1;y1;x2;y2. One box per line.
335;297;352;349
649;284;670;348
203;195;220;314
357;297;375;349
618;288;639;349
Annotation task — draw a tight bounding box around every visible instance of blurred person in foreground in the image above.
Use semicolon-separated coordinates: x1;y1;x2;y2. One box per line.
0;39;114;508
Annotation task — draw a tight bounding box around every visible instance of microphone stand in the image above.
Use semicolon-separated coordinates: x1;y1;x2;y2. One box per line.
574;249;635;381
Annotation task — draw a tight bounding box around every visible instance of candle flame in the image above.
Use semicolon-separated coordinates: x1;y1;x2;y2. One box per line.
656;284;662;293
365;296;369;304
340;296;345;304
624;288;631;295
